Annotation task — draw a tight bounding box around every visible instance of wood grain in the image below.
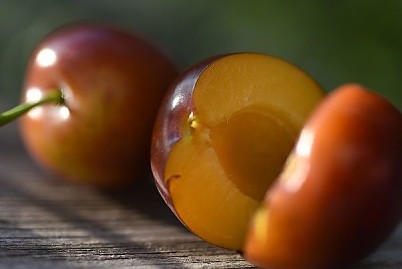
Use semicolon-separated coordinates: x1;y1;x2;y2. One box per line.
0;124;401;268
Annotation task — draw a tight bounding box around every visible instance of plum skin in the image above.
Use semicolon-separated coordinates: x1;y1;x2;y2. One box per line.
20;23;178;187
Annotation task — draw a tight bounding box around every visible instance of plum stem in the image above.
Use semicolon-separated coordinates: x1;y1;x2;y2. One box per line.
0;89;64;127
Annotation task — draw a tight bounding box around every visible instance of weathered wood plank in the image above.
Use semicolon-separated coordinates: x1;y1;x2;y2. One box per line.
0;124;401;268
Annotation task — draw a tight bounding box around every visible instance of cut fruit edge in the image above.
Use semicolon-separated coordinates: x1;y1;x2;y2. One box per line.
158;53;325;250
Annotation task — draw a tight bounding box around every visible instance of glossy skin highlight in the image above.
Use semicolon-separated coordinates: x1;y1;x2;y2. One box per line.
245;84;402;269
20;24;178;187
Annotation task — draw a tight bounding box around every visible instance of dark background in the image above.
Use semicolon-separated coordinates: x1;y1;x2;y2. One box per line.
0;0;401;109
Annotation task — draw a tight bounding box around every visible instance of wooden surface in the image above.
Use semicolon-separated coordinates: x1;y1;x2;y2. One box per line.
0;124;401;269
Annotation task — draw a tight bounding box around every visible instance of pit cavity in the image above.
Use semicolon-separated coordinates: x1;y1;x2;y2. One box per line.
211;104;297;201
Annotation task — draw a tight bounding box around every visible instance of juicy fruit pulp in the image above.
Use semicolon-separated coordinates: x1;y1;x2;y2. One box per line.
153;53;324;250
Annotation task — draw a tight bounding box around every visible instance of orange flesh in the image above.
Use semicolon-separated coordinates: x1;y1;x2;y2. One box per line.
164;53;324;250
165;133;260;249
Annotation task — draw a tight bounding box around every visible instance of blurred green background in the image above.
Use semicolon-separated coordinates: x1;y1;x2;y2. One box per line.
0;0;401;109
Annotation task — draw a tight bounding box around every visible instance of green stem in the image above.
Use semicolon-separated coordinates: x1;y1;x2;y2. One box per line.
0;89;64;127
